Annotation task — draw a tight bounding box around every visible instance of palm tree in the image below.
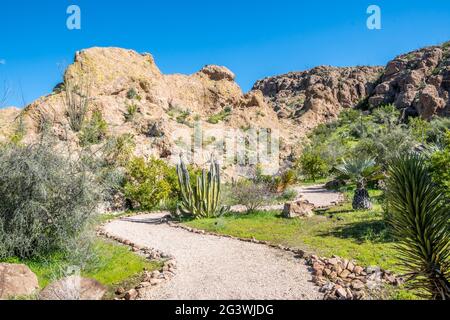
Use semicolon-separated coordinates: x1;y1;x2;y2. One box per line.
335;156;383;210
386;153;450;300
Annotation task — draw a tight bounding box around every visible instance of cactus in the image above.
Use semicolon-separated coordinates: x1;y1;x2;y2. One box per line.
176;157;229;218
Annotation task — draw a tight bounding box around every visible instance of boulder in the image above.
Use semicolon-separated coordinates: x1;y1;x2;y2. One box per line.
282;200;315;218
0;263;39;299
39;276;106;300
198;65;235;81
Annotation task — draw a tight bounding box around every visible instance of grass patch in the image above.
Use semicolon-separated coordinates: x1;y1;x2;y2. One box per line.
185;188;400;272
1;239;162;293
207;107;232;124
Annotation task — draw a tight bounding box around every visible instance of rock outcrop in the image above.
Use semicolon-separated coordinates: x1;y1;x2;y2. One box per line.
2;47;290;178
368;42;450;119
255;41;450;121
0;41;449;177
253;66;384;130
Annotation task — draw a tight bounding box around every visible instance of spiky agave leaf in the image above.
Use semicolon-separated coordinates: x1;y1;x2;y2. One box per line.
176;156;227;219
386;153;450;300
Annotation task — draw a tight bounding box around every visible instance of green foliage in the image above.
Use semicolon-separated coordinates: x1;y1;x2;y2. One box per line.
298;148;330;181
231;179;271;213
123;157;173;210
9;116;26;144
103;133;136;167
64;77;90;132
0;141;103;259
177;158;229;218
79;110;108;146
428;130;450;197
335;156;383;210
409;117;431;143
124;103;138;122
386;153;450;300
335;156;383;189
4;239;161;290
207;106;232;124
126;88;141;100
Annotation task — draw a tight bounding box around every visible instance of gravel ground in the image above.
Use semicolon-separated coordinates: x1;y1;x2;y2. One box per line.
104;213;322;300
231;184;343;212
102;185;340;300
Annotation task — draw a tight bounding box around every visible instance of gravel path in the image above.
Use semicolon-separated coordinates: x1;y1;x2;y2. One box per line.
231;184;343;212
102;185;341;300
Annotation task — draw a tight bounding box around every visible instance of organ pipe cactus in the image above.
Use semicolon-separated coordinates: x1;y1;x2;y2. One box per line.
176;157;229;218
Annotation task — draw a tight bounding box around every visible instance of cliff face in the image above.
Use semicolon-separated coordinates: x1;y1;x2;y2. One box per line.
254;41;450;121
368;42;450;119
252;66;384;131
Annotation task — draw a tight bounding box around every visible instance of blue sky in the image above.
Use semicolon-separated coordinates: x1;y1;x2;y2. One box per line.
0;0;449;107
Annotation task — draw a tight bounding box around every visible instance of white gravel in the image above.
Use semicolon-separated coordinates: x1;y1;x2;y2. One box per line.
102;185;340;300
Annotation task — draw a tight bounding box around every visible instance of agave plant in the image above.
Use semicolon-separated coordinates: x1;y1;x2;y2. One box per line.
335;156;383;210
176;157;229;219
386;153;450;300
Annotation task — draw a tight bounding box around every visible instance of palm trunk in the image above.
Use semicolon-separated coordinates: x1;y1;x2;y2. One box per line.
352;187;372;210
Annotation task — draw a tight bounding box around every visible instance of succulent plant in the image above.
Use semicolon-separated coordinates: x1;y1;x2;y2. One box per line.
176;156;229;218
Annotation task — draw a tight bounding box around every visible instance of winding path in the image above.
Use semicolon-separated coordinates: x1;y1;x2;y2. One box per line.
103;185;341;300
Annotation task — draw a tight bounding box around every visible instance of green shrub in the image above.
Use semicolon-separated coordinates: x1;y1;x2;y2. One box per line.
207;106;232;124
123;157;173;210
298;148;329;181
231;180;271;213
428;130;450;197
0;141;103;259
103;133;136;167
386;153;450;299
9;116;26;145
126;88;141;100
79;110;108;146
124;104;138;122
64;77;90;132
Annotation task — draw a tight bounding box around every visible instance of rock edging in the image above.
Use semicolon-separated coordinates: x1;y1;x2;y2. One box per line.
307;255;403;300
97;226;177;300
166;218;403;300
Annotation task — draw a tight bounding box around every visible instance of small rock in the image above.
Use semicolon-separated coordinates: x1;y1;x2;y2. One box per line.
366;266;380;274
323;268;332;276
351;280;365;291
328;258;339;266
336;287;347;299
137;282;151;288
115;287;125;295
340;269;351;278
150;278;164;286
353;266;364;275
347;262;355;272
124;289;138;300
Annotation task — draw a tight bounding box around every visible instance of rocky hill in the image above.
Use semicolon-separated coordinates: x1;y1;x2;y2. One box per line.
255;41;450;121
253;66;384;131
0;42;449;177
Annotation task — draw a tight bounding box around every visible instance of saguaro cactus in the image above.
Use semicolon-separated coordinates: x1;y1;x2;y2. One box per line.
176;157;228;218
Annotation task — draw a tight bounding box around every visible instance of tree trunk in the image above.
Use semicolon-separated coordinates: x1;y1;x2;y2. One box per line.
352;188;372;210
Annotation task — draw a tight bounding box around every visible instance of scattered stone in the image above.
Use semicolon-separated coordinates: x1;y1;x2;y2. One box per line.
124;289;138;300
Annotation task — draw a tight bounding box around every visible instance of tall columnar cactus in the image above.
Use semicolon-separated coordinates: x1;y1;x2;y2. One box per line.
176;157;228;218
